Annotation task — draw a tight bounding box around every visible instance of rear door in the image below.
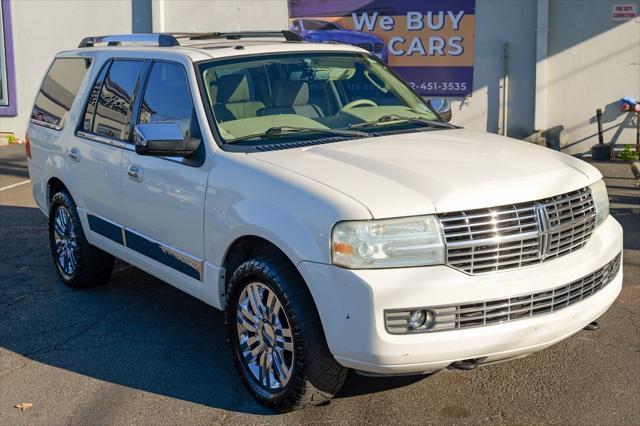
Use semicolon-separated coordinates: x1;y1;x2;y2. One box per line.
28;57;93;213
121;60;208;298
72;58;145;257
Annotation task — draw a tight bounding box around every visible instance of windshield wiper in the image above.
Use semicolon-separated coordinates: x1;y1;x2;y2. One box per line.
348;114;455;130
226;126;368;143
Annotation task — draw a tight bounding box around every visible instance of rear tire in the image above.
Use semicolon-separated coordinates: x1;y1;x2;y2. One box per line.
48;190;114;288
225;254;347;412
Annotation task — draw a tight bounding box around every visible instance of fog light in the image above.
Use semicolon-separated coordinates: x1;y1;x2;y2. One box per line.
408;309;435;330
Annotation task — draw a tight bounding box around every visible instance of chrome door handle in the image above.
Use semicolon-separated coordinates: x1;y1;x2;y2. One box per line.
68;147;81;162
127;164;143;182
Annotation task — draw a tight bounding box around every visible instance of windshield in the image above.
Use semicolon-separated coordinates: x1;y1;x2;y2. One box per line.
198;52;441;146
302;19;342;30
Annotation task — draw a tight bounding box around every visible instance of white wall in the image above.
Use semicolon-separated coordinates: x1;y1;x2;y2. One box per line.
545;0;640;154
0;0;132;139
452;0;640;154
3;0;638;155
155;0;541;139
154;0;288;32
448;0;538;138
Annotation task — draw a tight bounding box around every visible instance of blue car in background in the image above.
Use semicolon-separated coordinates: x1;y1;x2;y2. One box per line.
289;18;388;63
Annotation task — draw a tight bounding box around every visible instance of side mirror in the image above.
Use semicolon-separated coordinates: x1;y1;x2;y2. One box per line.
133;123;199;157
426;97;452;122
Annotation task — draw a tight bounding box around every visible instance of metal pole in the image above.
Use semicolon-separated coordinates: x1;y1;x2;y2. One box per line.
501;43;510;136
534;0;549;131
596;108;604;145
636;111;639;160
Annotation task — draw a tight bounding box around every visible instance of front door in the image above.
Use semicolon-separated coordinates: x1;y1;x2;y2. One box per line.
121;60;208;298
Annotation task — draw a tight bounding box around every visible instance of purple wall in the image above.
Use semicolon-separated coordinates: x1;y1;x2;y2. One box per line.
0;0;16;116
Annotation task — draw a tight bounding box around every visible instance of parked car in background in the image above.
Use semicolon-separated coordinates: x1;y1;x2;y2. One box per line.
26;31;623;413
289;18;388;62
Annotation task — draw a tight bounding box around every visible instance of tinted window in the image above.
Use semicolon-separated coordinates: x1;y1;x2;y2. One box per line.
82;61;110;132
302;19;341;30
139;62;199;140
31;58;92;128
93;60;144;140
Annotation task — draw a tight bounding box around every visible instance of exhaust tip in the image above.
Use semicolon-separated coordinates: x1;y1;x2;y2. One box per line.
583;321;600;331
448;357;486;371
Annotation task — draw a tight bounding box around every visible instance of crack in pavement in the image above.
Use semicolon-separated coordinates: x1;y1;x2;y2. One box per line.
0;352;31;381
24;287;161;357
0;294;29;311
0;247;42;263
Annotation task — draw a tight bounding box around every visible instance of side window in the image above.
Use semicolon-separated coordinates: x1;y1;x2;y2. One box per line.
82;60;110;132
139;61;200;140
93;59;144;140
31;58;92;129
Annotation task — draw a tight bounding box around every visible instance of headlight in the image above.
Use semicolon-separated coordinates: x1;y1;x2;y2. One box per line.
331;215;445;269
589;179;609;226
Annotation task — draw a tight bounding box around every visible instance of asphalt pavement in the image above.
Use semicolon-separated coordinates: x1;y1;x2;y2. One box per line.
1;143;638;425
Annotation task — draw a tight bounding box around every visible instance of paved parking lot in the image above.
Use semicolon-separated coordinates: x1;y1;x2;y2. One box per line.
1;144;639;425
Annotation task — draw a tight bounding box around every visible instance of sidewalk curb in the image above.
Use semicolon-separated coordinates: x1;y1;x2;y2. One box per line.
632;162;640;179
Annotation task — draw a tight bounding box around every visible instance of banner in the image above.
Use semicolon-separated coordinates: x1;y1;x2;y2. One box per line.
287;0;475;97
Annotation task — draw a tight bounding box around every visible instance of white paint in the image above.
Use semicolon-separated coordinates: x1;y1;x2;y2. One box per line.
448;0;538;137
26;41;624;377
157;0;287;33
0;179;30;192
299;217;622;373
535;0;550;131
252;128;601;218
545;0;640;154
151;0;165;32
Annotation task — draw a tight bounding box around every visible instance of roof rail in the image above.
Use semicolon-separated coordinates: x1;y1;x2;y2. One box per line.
78;31;303;48
180;31;304;42
78;34;180;48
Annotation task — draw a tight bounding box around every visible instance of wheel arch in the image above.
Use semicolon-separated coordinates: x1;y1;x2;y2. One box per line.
207;233;321;312
222;234;301;290
46;176;70;210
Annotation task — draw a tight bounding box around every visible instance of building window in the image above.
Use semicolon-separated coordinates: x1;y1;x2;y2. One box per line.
0;0;16;116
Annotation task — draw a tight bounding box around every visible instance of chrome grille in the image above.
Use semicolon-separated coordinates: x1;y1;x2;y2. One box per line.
439;187;596;274
384;253;621;334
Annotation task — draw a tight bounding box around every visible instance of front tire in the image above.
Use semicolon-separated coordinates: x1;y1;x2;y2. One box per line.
48;190;114;288
225;255;347;412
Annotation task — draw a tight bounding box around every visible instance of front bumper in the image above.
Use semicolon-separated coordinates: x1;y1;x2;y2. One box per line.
298;216;623;374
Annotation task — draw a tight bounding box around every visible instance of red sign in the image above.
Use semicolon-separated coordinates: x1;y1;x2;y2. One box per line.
612;4;637;22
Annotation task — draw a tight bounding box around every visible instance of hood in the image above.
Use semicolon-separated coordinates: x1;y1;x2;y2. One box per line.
251;129;602;218
304;30;382;44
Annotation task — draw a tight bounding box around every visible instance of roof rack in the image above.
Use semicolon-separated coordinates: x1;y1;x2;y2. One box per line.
78;34;179;48
78;31;303;48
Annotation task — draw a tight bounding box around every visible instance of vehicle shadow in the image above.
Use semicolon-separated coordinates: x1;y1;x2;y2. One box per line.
0;204;424;416
0;144;29;180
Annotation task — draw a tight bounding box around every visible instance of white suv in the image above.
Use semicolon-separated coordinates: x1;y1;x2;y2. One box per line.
26;32;623;411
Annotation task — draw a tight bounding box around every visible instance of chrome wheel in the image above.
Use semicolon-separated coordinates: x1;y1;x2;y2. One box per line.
236;282;294;391
53;206;78;277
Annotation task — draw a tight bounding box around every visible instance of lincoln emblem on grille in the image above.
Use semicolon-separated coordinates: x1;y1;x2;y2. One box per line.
534;203;552;259
439;188;595;274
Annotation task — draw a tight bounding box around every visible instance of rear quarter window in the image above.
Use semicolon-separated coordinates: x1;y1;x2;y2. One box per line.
31;57;92;129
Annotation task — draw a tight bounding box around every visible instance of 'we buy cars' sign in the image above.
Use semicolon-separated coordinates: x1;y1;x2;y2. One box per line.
287;0;476;97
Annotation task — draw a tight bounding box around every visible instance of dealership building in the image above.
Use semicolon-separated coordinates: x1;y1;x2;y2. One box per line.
0;0;637;154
